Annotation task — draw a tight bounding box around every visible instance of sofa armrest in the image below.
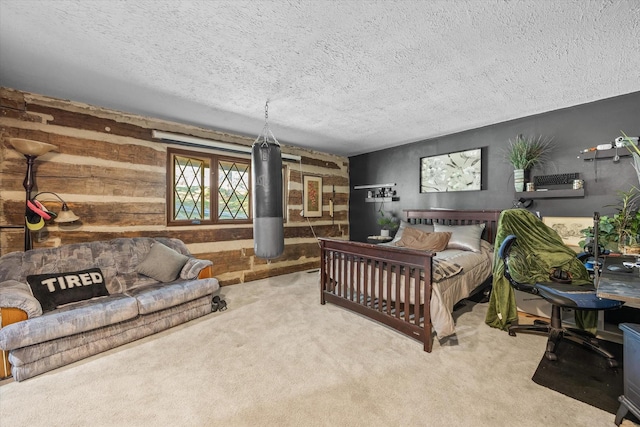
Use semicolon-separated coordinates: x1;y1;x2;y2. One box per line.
0;280;43;318
197;265;213;279
180;258;214;280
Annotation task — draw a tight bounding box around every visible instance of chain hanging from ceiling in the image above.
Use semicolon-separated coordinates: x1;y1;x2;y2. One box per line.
254;101;280;148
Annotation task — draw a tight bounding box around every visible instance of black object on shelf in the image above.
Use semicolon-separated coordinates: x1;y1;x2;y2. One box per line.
534;173;579;187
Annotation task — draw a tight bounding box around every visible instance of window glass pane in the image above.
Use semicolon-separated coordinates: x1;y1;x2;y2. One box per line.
173;155;210;221
218;160;250;220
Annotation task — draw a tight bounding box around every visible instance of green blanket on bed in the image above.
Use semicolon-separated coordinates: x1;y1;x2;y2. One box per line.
485;209;597;334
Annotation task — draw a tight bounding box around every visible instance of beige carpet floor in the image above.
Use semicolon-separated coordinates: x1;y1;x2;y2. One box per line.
0;269;625;426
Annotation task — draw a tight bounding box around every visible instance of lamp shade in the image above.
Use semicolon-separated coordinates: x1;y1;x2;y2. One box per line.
9;138;57;157
54;204;80;223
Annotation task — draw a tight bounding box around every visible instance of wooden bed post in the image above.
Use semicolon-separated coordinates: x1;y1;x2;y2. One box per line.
320;239;326;305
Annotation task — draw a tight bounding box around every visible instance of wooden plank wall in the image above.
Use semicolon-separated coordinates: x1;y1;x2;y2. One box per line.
0;87;349;285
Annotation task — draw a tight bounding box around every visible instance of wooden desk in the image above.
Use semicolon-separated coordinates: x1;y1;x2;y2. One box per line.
597;257;640;309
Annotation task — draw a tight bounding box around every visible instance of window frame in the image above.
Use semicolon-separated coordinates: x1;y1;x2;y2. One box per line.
166;147;252;226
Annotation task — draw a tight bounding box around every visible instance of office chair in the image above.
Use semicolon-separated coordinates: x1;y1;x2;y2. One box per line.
499;233;624;368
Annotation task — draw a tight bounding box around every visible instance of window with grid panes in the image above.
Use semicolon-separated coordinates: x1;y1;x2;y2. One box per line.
167;148;251;225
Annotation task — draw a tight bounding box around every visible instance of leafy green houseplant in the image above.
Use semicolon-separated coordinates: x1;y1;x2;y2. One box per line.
504;134;553;192
377;212;399;237
504;134;554;170
580;133;640;253
580;187;640;253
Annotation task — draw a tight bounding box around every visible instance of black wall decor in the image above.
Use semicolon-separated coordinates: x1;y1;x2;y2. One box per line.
349;91;640;242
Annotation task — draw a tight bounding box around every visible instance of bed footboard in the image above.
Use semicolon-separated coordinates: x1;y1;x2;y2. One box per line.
319;238;434;352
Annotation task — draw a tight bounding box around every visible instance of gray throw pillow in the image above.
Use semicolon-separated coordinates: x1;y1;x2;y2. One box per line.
433;223;486;252
135;242;189;282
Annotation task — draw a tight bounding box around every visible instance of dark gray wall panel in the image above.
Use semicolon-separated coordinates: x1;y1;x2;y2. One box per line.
349;92;640;242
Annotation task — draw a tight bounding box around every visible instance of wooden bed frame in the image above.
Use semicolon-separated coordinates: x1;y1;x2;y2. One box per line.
319;209;501;352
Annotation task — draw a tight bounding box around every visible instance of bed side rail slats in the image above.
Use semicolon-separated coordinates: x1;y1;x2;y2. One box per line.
319;238;433;352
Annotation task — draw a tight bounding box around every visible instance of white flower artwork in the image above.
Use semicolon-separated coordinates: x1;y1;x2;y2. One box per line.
420;148;482;193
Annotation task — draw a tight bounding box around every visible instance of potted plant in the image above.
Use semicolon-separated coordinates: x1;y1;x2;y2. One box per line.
377;211;399;237
613;187;640;254
580;187;640;254
504;134;553;192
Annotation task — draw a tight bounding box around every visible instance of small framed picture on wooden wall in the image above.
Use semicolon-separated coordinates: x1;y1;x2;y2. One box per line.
303;175;323;217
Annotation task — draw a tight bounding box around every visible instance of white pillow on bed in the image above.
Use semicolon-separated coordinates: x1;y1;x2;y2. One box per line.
433;223;485;252
388;221;434;245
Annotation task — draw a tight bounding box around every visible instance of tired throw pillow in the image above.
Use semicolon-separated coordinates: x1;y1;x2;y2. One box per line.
433;223;485;252
394;227;452;251
27;268;109;312
135;242;189;282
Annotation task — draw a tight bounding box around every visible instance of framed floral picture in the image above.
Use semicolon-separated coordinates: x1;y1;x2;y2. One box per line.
420;148;483;193
303;175;323;217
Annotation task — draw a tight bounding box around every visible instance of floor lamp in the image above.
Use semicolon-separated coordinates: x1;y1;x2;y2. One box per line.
8;138;58;251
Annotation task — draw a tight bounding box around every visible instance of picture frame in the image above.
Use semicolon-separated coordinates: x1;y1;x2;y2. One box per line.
542;216;592;251
420;148;483;193
303;175;323;217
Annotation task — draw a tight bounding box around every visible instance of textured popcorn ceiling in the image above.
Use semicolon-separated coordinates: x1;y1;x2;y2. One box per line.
1;0;639;156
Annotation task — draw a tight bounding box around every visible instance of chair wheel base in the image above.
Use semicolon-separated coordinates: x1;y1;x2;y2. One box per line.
607;359;618;369
508;330;516;337
545;351;558;361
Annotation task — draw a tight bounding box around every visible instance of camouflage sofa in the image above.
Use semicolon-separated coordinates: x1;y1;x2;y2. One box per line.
0;237;218;381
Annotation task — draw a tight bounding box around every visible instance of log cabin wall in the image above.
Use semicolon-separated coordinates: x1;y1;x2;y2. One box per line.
0;87;349;285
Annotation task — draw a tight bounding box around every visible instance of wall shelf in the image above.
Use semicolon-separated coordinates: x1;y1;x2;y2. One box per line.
581;148;631;161
365;197;399;203
355;183;398;202
515;189;584;199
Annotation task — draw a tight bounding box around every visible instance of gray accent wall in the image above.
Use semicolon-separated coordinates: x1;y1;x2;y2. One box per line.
349;92;640;242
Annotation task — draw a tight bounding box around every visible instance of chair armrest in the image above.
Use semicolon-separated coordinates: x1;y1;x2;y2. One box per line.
180;258;214;280
0;280;43;318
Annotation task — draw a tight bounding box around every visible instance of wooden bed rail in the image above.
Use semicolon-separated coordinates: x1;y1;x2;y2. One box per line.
319;238;435;352
319;209;501;353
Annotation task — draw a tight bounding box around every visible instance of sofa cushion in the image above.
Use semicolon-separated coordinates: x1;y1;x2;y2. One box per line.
27;268;109;312
1;240;122;294
0;294;139;351
127;278;218;315
135;242;189;283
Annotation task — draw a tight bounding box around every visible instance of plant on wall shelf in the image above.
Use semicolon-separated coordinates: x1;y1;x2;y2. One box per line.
504;133;553;192
504;134;554;170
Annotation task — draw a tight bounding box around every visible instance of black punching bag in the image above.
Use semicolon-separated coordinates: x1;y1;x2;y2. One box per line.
252;142;284;259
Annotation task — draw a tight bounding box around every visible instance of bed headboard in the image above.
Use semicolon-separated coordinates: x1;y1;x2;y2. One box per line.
403;209;502;245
